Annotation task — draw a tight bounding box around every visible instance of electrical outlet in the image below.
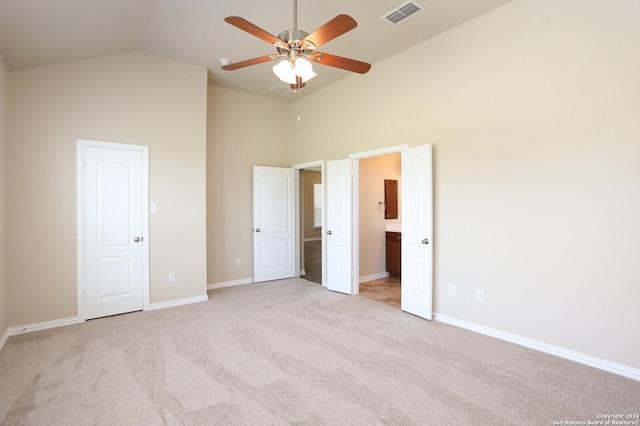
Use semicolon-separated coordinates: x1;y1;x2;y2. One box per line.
448;285;456;296
168;272;176;283
476;290;484;302
235;258;241;266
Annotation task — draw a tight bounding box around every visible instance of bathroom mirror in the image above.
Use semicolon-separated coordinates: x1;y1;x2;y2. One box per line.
384;179;398;219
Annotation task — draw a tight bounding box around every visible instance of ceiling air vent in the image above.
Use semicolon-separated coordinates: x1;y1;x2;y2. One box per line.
268;85;293;95
382;1;425;26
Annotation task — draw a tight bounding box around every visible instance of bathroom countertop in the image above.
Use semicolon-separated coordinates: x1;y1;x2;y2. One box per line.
385;223;402;233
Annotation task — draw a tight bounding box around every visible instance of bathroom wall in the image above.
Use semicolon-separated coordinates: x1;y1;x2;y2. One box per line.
358;154;401;280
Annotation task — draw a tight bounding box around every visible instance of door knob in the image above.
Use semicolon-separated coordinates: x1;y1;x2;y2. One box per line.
134;236;142;242
327;230;332;235
255;228;261;233
422;238;429;245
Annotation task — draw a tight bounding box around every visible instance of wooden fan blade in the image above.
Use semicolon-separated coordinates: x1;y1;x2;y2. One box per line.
222;55;276;71
224;16;286;48
301;15;357;49
313;52;371;74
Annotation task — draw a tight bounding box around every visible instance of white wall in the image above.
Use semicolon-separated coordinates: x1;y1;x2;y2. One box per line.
0;55;7;337
290;0;640;369
6;51;208;326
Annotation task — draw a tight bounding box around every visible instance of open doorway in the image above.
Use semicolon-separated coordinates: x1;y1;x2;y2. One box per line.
357;153;402;308
322;144;432;319
300;167;323;284
293;161;325;286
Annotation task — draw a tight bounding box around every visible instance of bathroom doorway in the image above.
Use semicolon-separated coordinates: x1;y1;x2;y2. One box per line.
357;153;402;308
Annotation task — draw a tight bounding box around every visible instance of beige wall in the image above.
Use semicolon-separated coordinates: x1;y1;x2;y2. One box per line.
6;51;208;326
207;85;289;285
359;154;401;279
0;56;6;336
290;0;640;369
1;0;637;374
302;170;321;241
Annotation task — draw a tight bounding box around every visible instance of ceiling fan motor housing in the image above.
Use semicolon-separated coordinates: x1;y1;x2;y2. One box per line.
277;29;315;56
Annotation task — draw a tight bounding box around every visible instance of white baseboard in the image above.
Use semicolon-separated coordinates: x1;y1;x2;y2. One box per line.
359;272;390;283
0;316;80;352
0;293;209;354
434;313;640;382
7;316;79;335
147;294;208;311
0;294;209;350
207;278;254;290
300;269;306;276
0;328;9;352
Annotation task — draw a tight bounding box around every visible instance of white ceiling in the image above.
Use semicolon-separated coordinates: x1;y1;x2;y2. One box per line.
0;0;511;100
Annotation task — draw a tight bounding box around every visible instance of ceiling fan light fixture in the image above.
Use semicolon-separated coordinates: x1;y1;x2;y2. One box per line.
294;57;317;81
273;60;297;84
272;58;316;85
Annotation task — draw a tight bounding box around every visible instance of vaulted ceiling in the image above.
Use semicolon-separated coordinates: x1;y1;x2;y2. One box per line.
0;0;511;100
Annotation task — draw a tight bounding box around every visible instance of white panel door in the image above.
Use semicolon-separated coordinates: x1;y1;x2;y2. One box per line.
401;145;433;319
326;159;353;294
83;145;145;320
253;166;295;282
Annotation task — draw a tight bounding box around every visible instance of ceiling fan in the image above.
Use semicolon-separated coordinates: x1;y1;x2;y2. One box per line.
221;0;371;90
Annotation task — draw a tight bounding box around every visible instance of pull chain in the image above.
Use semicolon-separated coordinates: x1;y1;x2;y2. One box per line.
297;86;301;120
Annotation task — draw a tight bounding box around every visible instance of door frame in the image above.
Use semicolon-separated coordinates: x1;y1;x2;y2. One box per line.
76;139;150;322
350;144;408;294
292;160;326;286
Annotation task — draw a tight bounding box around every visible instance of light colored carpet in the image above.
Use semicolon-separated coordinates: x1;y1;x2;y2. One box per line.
1;278;638;425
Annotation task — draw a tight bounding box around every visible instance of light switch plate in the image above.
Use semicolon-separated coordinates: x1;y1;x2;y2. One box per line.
150;203;158;213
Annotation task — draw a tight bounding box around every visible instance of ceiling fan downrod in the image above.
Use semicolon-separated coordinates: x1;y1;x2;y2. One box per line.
293;0;297;30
